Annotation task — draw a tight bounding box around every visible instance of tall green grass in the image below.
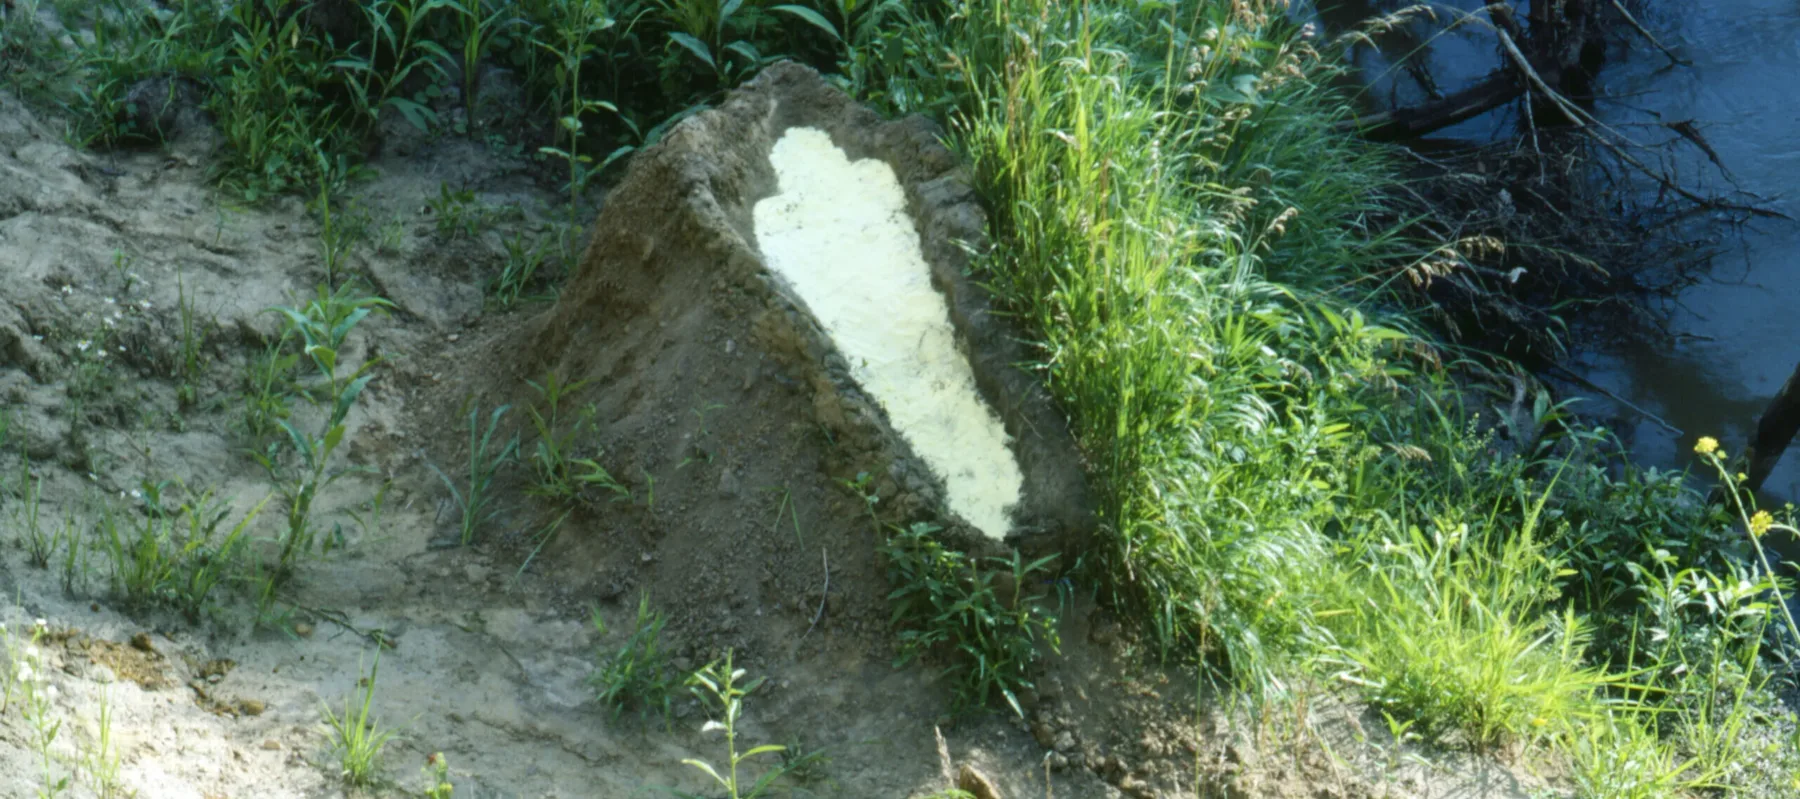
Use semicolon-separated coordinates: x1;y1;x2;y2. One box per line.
903;0;1800;791
925;0;1408;684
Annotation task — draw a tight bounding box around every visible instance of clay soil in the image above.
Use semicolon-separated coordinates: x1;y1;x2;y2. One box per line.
0;64;1552;799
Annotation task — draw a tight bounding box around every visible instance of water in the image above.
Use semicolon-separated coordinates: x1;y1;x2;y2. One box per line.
1576;1;1800;500
1311;1;1800;500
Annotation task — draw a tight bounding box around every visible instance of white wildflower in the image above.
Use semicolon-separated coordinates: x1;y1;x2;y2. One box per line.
76;340;91;353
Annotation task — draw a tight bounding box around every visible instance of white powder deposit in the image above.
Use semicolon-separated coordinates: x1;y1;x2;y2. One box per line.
753;127;1023;539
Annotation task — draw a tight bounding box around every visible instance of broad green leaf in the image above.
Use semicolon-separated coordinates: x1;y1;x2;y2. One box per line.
773;5;841;40
668;32;715;68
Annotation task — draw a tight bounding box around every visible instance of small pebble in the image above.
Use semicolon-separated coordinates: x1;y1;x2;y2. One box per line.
260;739;281;751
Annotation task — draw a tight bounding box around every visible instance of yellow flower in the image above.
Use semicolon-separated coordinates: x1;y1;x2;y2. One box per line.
1738;473;1749;482
1694;436;1719;455
1751;511;1774;538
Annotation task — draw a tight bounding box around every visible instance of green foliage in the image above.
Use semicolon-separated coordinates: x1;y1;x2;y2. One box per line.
523;371;627;503
241;333;299;445
252;283;391;577
676;651;786;799
489;230;559;308
421;751;454;798
19;468;50;569
322;648;400;787
882;522;1059;716
1332;500;1618;749
590;593;678;720
97;481;268;619
174;267;210;408
427;182;514;238
430;402;519;546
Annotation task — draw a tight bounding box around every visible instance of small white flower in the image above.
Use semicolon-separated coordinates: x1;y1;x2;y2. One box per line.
103;296;116;305
31;619;45;630
16;665;32;682
59;285;73;295
138;299;152;311
701;720;726;734
44;685;58;701
130;489;142;500
76;340;91;353
30;335;42;341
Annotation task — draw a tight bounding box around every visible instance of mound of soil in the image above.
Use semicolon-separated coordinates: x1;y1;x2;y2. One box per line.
454;63;1092;656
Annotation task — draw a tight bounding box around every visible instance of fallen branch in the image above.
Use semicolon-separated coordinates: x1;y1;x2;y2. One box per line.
1342;71;1523;141
1495;28;1790;220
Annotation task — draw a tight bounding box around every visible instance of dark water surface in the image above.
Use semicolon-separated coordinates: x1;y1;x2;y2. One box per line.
1309;1;1800;499
1578;0;1800;498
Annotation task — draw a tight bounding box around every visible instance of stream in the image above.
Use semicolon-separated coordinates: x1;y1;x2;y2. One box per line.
1312;1;1800;503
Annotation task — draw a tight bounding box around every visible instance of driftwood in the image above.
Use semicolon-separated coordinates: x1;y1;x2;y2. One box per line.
1744;362;1800;494
1338;3;1592;141
1348;71;1522;141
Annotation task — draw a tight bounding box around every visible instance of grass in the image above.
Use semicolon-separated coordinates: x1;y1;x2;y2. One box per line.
322;648;400;787
96;481;268;618
490;230;559;308
81;688;127;799
590;592;679;720
430;402;519;546
523;371;628;504
882;521;1060;717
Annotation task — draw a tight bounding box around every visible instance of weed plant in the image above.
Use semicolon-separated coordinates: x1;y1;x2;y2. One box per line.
590;593;678;720
174;267;208;408
883;522;1059;716
20;470;49;568
431;403;519;546
490;231;558;308
322;648;399;787
676;651;786;799
253;283;391;576
82;688;127;799
523;371;627;503
97;481;267;619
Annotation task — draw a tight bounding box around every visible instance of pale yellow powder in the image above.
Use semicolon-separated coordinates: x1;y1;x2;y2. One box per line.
753;127;1023;539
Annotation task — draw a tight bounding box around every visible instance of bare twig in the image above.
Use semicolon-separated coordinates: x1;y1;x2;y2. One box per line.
1495;29;1789;220
1610;0;1690;67
802;548;829;640
1548;365;1683;436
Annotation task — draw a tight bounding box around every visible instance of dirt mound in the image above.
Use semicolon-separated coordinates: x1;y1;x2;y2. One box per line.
488;62;1090;651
